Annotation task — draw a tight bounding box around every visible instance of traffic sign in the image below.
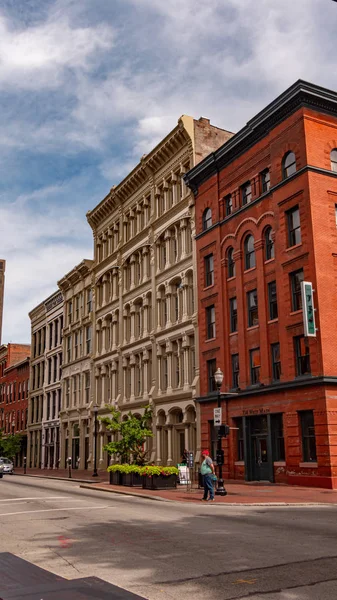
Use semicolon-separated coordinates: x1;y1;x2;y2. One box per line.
214;407;222;426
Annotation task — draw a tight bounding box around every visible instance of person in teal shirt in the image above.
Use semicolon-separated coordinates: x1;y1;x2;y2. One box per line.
200;449;215;501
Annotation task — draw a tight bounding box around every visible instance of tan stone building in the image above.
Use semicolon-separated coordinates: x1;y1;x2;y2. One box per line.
58;260;93;470
0;259;5;344
86;116;232;467
27;290;63;468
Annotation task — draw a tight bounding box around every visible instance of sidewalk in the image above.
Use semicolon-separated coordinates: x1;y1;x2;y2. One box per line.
13;467;109;483
12;468;337;505
80;480;337;505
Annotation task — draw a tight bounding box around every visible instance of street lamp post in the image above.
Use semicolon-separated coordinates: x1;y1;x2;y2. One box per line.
93;404;99;477
214;367;227;496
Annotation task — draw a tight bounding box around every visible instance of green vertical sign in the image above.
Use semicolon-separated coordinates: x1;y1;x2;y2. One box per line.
301;281;316;337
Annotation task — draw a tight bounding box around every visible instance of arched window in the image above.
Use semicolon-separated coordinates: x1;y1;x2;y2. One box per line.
202;208;212;231
282;152;296;179
264;227;274;261
227;247;235;278
244;235;255;270
330;149;337;173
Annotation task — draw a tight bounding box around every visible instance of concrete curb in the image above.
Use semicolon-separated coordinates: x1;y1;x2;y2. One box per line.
79;484;171;501
79;484;337;507
13;473;107;485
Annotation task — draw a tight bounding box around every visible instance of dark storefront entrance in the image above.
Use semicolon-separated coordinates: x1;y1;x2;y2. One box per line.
241;413;284;483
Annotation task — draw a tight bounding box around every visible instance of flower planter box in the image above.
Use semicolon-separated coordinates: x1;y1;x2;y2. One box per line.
122;472;143;487
142;474;177;490
109;470;122;486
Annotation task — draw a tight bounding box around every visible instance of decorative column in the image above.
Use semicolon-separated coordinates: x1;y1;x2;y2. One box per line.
101;319;107;355
182;335;190;390
142;247;149;282
95;367;100;405
96;322;101;355
166;341;173;394
101;364;107;406
182;281;188;320
156;345;162;395
156;291;162;330
171;172;178;204
165;287;172;327
123;308;128;345
184;423;189;451
111;360;117;401
130;255;136;290
180;218;188;259
156;427;162;465
164;230;171;269
122;356;128;402
143;297;149;337
167;425;173;465
142;349;149;400
130;354;135;402
112;315;117;350
130;303;136;343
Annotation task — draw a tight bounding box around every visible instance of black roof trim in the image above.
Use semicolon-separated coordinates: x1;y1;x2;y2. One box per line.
184;80;337;195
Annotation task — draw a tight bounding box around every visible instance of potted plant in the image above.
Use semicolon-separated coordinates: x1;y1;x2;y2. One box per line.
140;466;178;490
108;464;123;486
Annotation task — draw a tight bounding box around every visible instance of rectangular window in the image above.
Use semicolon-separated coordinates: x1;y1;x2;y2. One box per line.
229;297;238;333
271;413;285;461
75;296;80;321
67;336;72;363
207;359;216;393
261;169;270;193
204;254;214;287
86;326;92;355
87;289;92;314
300;410;317;462
247;289;258;327
294;335;311;376
271;342;281;381
225;194;233;216
85;372;90;404
206;305;216;339
234;417;245;461
68;301;72;325
250;348;260;385
290;269;304;311
74;331;79;359
268;281;278;320
241;182;252;205
287;206;301;247
231;353;239;389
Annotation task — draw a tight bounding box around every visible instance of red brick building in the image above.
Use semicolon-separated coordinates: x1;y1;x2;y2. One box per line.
0;344;31;465
184;80;337;489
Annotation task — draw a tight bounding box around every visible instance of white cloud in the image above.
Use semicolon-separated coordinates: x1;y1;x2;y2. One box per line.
0;13;114;89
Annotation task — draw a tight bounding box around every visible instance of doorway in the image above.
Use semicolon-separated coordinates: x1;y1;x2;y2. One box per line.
245;414;274;482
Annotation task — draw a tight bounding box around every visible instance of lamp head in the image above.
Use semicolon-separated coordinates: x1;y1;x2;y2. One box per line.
214;367;224;389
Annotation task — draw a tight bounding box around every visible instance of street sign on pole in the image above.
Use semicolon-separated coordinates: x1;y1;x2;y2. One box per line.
214;407;222;426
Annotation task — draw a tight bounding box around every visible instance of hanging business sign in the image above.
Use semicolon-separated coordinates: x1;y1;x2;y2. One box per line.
301;281;316;337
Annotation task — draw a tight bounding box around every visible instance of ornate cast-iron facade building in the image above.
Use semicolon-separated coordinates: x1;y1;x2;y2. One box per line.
58;259;93;470
27;291;63;469
86;115;233;467
185;80;337;489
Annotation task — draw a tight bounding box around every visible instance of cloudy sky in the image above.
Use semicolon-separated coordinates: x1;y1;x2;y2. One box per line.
1;0;337;343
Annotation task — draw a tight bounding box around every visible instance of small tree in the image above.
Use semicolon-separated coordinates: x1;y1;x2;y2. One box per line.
0;430;22;460
101;405;153;465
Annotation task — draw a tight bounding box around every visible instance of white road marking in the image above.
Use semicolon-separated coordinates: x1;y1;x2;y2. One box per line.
0;497;68;503
0;505;108;517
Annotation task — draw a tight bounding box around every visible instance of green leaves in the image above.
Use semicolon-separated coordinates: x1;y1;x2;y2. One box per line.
0;430;22;458
102;404;153;466
107;464;179;477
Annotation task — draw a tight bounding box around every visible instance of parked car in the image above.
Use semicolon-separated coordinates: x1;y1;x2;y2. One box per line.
0;458;14;474
0;461;3;478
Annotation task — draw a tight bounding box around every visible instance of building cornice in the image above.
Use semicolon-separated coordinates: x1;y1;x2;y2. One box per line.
86;117;193;230
58;259;93;291
196;376;337;403
184;80;337;195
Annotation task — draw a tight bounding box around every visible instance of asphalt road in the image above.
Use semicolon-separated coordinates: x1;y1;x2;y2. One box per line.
0;476;337;599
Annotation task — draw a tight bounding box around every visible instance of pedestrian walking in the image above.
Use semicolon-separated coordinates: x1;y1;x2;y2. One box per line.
200;449;215;501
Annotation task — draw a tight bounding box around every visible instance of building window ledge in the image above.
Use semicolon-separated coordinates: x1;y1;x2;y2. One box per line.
267;318;278;325
285;242;303;253
299;462;318;468
247;325;259;331
290;309;303;317
274;461;286;466
234;461;244;466
203;284;215;291
229;331;238;337
243;267;257;275
264;258;275;265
